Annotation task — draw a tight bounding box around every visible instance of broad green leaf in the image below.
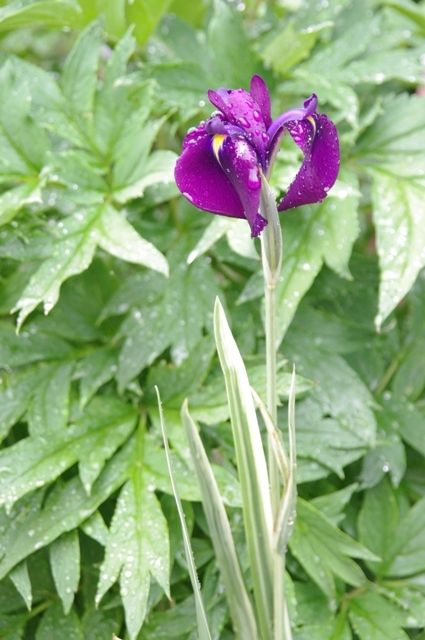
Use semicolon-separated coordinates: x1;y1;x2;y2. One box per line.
27;362;73;435
95;205;168;276
81;608;121;640
9;562;32;610
0;61;51;178
61;20;103;115
360;435;406;489
35;601;83;640
13;203;167;326
284;344;377;480
78;348;118;408
182;402;258;640
125;0;172;44
13;209;99;329
380;584;425;628
207;0;256;86
290;499;377;602
0;0;81;31
371;170;425;329
80;511;109;546
112;150;178;203
214;298;274;640
0;397;136;509
392;277;425;400
96;434;170;640
311;484;358;526
0;439;132;579
386;496;425;576
118;257;217;388
0;611;27;640
383;0;425;32
0;368;40;443
49;530;80;614
0;183;43;228
187;217;258;264
276;176;360;343
262;20;330;75
358;478;400;575
348;591;409;640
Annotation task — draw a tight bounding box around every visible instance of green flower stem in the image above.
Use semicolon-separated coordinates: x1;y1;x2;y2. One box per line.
260;179;293;640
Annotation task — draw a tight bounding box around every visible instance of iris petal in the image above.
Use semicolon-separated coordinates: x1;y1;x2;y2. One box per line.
217;135;266;237
277;113;340;211
208;87;268;163
175;124;244;219
250;75;272;128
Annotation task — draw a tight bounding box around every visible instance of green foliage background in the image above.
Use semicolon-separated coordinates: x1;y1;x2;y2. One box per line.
0;0;424;638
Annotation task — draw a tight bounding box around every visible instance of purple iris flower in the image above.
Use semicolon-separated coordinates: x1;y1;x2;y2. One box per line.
175;75;340;237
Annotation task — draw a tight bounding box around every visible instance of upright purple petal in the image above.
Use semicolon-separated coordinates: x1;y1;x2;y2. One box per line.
208;87;269;163
217;135;266;237
175;124;244;219
277;113;340;211
249;75;272;128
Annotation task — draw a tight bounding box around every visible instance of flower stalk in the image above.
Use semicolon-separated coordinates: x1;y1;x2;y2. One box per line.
260;177;293;640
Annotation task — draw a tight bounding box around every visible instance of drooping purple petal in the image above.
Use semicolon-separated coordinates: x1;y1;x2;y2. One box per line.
175;124;244;219
267;94;318;167
208;87;269;164
277;113;340;211
217;135;266;237
250;75;272;128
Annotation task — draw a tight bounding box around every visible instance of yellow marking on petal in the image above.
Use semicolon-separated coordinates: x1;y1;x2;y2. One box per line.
212;134;227;161
307;115;316;135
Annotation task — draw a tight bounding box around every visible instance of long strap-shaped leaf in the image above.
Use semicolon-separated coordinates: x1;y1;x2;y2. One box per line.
214;298;274;640
182;400;259;640
156;388;212;640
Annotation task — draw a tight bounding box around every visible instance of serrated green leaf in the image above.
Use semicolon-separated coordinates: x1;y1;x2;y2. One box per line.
0;0;82;31
95;205;168;276
386;496;425;577
358;478;400;575
27;362;73;435
290;499;377;602
262;20;330;75
49;530;80;614
118;257;217;389
208;0;256;86
80;511;109;546
61;20;103;115
96;435;170;640
0;397;136;509
370;169;425;329
13;209;99;328
0;368;40;443
383;0;425;32
348;591;409;640
311;484;358;526
78;348;118;408
0;182;43;228
0;439;132;579
125;0;172;44
113;150;178;203
187;216;258;264
9;562;32;611
276;176;360;343
36;601;83;640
